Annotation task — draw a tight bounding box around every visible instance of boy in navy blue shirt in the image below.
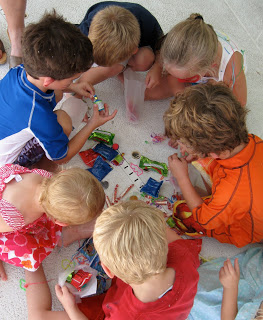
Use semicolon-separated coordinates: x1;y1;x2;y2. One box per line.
73;2;163;90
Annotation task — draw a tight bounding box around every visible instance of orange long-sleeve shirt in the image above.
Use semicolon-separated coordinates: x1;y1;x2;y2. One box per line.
193;134;263;247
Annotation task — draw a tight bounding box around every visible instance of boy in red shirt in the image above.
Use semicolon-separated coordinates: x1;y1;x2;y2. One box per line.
25;201;201;320
164;83;263;248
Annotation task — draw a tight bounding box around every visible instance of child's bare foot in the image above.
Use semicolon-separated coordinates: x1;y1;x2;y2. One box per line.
58;218;97;247
0;260;7;281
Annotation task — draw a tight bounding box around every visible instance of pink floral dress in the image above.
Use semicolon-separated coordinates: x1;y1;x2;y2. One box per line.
0;164;62;271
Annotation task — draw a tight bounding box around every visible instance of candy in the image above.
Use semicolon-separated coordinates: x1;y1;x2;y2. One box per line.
140;178;163;198
88;129;115;145
93;95;104;111
139;155;168;176
166;216;176;228
88;156;112;181
79;149;101;167
67;270;92;292
93;143;118;161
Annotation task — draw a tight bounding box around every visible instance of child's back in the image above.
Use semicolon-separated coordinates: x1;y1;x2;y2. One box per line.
91;201;202;320
164;83;263;247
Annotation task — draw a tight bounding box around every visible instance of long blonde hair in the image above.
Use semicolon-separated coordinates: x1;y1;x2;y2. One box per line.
161;13;218;75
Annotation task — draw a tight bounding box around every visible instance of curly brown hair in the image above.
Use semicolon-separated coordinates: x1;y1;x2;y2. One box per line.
22;10;93;79
163;83;249;155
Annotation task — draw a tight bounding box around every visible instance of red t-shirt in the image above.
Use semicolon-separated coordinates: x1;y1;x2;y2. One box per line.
79;239;201;320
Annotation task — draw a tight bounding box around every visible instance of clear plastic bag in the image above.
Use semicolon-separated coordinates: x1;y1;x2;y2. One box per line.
124;68;146;124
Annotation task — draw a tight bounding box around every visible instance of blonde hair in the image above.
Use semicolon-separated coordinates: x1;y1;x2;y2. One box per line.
39;168;105;225
163;83;249;155
89;6;140;66
93;201;168;284
161;13;218;75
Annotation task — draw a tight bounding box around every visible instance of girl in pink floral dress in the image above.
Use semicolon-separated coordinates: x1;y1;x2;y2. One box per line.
0;164;105;280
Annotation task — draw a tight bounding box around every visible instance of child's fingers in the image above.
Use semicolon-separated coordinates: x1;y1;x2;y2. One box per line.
234;258;240;277
55;284;63;298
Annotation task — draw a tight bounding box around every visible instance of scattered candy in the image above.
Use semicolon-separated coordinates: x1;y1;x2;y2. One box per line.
117;184;134;201
130;195;138;200
139;155;168;176
112;143;119;150
88;156;112;181
93;143;118;161
88;129;115;145
141;178;163;198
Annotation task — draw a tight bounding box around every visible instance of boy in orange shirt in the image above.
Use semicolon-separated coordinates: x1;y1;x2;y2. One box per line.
164;83;263;247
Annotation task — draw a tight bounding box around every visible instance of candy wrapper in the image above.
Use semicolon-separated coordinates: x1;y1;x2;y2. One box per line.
75;237;111;295
140;177;163;198
93;143;118;161
58;264;98;299
88;129;115;145
88;156;112;181
139;155;168;176
79;149;102;167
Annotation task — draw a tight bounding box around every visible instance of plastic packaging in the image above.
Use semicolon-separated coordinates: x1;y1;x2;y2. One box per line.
124;68;146;123
61;96;87;131
58;264;98;299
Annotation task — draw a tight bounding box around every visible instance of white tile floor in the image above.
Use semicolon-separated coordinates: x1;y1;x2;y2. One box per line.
0;1;262;319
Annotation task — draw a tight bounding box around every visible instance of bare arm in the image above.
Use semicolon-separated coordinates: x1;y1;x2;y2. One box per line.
55;104;117;164
225;52;247;107
219;258;240;320
168;153;203;211
25;266;71;320
77;64;124;86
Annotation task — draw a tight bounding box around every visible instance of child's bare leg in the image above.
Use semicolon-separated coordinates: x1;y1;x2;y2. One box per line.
25;265;69;320
128;47;155;71
60;218;97;247
0;260;7;281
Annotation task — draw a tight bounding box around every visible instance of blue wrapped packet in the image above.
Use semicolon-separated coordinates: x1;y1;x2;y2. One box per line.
88;156;112;181
141;177;163;198
93;143;118;161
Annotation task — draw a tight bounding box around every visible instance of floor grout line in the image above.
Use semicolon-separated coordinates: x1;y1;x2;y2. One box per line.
224;0;263;57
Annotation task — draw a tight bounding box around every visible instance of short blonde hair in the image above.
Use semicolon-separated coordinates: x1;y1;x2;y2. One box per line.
164;83;249;155
39;168;105;225
93;201;168;284
89;6;140;66
161;13;218;75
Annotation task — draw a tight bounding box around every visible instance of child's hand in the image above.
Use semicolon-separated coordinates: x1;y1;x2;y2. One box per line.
55;284;76;310
145;66;162;89
70;81;95;99
219;258;240;289
168;153;189;182
89;103;117;129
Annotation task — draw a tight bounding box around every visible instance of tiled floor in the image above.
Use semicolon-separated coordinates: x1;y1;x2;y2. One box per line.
0;1;262;319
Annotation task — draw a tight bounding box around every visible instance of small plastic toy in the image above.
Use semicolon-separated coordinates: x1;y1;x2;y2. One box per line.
93;95;104;111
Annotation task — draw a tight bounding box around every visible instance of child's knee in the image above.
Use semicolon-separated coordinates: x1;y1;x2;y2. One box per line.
55;109;72;137
128;47;155;71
